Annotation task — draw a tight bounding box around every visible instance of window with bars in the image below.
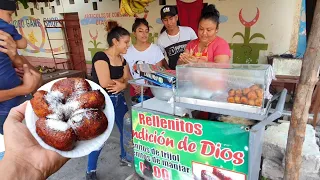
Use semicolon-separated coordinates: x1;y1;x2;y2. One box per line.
93;2;97;10
69;0;75;4
56;0;60;6
30;8;34;15
41;7;44;14
52;6;55;13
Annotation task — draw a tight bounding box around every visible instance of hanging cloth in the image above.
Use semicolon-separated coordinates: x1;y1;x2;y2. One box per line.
176;0;204;35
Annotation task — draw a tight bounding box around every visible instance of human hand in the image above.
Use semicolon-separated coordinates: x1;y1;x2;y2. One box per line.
197;56;208;62
15;67;24;79
0;30;18;61
21;64;42;94
2;102;69;179
179;52;192;64
106;80;126;94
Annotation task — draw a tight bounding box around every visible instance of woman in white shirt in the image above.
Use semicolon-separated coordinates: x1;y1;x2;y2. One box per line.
123;18;164;98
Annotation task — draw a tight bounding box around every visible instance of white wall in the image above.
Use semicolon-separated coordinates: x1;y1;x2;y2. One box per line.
14;0;298;64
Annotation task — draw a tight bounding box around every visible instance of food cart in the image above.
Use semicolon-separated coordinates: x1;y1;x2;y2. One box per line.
125;63;287;180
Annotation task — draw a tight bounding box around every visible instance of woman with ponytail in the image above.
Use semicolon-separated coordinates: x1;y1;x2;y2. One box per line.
123;18;164;98
179;4;231;64
87;20;131;180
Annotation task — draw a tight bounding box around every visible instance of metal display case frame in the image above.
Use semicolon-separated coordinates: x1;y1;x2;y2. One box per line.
126;78;287;180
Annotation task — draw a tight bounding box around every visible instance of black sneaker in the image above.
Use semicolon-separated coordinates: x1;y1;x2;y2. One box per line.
86;171;98;180
120;158;131;167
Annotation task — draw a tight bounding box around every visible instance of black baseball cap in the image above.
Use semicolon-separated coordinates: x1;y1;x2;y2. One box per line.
0;0;16;11
160;6;177;19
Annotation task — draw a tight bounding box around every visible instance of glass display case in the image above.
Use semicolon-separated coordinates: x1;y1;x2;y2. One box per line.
176;63;275;115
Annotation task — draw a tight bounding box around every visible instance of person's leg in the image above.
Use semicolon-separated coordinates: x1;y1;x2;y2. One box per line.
87;148;102;172
85;92;113;179
86;140;104;179
113;93;130;161
109;95;126;160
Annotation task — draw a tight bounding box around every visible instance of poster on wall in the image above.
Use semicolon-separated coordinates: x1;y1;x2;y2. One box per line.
132;108;249;180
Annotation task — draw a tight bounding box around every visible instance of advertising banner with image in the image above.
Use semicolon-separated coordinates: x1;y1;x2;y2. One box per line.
132;108;250;180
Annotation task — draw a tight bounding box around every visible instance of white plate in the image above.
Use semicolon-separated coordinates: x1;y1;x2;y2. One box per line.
25;78;115;158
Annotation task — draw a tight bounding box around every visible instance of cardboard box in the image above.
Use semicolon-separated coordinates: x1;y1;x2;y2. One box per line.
137;64;176;88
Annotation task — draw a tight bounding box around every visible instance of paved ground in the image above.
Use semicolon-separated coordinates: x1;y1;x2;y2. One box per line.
48;128;134;180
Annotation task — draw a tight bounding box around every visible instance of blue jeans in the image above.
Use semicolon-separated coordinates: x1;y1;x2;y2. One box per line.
87;92;128;172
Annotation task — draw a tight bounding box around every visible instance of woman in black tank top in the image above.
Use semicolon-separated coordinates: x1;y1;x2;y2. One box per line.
86;21;132;180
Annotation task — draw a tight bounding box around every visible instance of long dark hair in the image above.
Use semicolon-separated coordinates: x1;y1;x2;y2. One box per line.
160;20;181;34
132;18;149;32
105;20;130;47
200;4;220;29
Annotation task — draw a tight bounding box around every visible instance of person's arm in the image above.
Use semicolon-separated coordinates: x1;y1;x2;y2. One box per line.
122;63;131;83
161;59;170;70
213;39;231;64
106;63;131;94
0;30;38;74
0;64;41;102
94;60;115;88
156;60;163;67
0;161;42;179
16;37;27;49
0;30;42;102
0;102;68;179
214;55;230;63
178;40;195;65
177;49;191;65
154;45;164;67
0;157;43;180
0;86;28;102
14;55;42;87
156;38;170;70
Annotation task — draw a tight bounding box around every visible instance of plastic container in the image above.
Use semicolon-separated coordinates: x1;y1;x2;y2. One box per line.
176;63;275;114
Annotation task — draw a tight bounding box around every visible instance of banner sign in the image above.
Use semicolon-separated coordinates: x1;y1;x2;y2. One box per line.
132;109;250;180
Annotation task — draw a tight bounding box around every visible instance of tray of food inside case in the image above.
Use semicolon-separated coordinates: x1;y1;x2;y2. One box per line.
175;63;275;119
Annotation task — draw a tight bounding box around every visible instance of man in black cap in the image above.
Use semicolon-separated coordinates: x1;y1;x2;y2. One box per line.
157;5;197;70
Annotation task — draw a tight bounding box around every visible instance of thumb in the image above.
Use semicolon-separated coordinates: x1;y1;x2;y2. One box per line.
189;49;194;55
22;64;31;75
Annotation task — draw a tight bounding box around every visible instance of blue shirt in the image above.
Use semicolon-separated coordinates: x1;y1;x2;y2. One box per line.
0;19;23;115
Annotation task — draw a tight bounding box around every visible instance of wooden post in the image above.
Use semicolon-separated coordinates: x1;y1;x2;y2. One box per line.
284;0;320;179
